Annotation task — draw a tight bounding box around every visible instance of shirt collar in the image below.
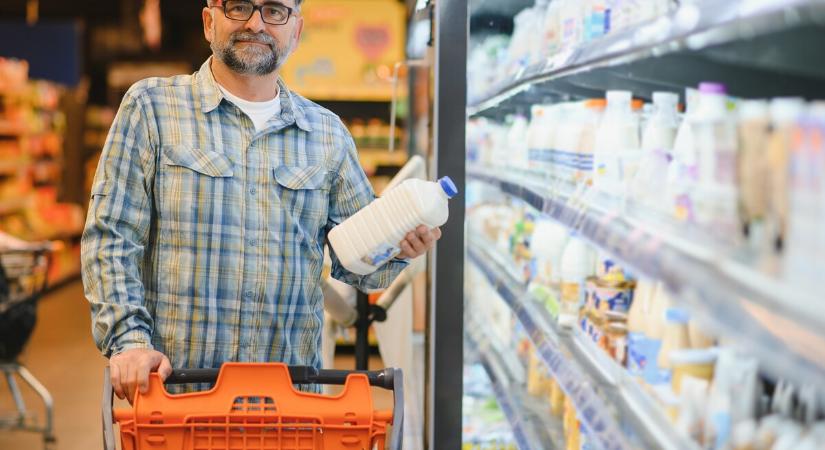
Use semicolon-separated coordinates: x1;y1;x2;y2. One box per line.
196;57;313;132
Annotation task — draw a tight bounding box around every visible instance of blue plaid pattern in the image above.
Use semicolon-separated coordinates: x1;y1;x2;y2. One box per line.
81;58;407;373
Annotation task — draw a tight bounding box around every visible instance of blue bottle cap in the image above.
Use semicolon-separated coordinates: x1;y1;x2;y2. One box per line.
438;176;458;199
665;308;690;324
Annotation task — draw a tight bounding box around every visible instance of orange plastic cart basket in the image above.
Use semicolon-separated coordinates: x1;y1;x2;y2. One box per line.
102;363;403;450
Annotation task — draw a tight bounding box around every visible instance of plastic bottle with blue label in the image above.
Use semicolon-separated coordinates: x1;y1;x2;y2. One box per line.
328;176;458;276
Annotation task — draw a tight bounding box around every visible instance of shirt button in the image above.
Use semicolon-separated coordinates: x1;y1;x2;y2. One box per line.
249;187;257;195
248;239;257;247
244;290;253;298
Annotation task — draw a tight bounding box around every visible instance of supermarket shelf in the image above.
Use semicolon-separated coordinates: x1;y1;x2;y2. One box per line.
465;314;562;450
468;0;825;117
467;242;699;450
467;167;825;396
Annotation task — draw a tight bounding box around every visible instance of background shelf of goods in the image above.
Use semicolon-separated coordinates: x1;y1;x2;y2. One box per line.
462;1;825;448
0;58;84;285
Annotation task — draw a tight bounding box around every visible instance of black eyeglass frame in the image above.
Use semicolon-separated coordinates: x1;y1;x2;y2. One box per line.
211;0;297;26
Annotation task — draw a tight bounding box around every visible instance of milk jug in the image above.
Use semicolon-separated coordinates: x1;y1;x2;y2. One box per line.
328;177;458;275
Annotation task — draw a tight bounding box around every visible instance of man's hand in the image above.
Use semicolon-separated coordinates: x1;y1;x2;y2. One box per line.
398;225;442;259
109;348;173;403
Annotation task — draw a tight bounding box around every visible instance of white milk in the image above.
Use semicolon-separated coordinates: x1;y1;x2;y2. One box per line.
594;90;640;198
632;91;680;208
667;88;700;221
558;234;596;327
692;82;740;239
328;177;458;275
507;114;530;172
527;105;553;177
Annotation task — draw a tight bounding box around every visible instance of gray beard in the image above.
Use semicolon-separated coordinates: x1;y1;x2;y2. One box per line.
211;31;286;76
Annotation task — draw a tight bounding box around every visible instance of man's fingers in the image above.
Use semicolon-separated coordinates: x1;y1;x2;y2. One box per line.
406;233;427;254
120;361;131;401
431;227;442;240
158;355;173;381
399;239;414;257
126;364;139;403
420;230;436;245
110;363;125;400
137;359;153;395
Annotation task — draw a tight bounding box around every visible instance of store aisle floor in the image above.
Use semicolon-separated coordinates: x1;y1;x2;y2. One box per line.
0;279;106;450
0;280;403;450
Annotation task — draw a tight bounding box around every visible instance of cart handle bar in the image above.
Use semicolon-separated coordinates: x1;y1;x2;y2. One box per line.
164;366;396;390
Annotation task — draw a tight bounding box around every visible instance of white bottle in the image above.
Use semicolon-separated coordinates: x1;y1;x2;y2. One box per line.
667;87;700;221
785;102;825;291
558;234;596;327
632;92;680;207
594;90;640;198
507;114;530;172
328;177;458;275
526;105;550;175
556;101;587;186
692;82;740;239
543;0;563;57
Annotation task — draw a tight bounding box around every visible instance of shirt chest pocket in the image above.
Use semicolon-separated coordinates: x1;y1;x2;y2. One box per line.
158;145;236;239
272;165;329;244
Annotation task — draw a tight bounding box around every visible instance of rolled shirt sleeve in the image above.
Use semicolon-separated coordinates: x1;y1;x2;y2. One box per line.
81;87;157;357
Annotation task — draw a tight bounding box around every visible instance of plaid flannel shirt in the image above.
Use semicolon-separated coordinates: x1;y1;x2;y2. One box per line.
81;58;407;373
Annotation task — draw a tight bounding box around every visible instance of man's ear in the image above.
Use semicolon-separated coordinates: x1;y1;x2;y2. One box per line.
202;7;215;43
290;15;304;51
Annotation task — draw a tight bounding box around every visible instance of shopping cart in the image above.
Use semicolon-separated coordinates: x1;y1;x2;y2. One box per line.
0;239;56;447
102;363;404;450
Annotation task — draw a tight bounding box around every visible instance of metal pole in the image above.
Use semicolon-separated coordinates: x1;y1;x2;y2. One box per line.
426;0;467;447
354;291;370;370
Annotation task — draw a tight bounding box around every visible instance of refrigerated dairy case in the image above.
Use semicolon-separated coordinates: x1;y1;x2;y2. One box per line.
460;1;825;449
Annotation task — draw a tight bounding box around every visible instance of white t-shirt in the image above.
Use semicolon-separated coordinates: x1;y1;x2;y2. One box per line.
218;85;281;132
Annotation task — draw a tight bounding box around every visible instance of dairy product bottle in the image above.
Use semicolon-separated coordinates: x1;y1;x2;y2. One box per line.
594;91;640;198
657;308;691;380
547;104;566;182
577;99;606;186
627;279;656;377
527;105;549;175
643;282;672;384
667;88;700;221
328;176;458;275
767;97;805;251
507;114;530;172
559;0;585;50
633;92;680;207
737;100;771;247
691;82;740;239
585;0;610;41
543;0;563;57
558;234;596;327
531;218;570;286
528;0;551;67
555;101;586;186
785;102;825;290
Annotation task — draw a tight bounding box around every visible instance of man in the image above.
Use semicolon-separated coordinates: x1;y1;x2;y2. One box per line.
81;0;441;402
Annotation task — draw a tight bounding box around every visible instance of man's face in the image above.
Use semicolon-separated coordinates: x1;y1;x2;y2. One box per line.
203;0;303;76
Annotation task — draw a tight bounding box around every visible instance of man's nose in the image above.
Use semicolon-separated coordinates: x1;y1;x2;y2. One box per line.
243;8;266;33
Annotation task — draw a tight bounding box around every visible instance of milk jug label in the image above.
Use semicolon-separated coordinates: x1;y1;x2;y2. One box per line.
361;244;401;267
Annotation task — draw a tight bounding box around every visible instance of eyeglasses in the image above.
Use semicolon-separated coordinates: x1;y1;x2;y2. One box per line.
213;0;296;26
